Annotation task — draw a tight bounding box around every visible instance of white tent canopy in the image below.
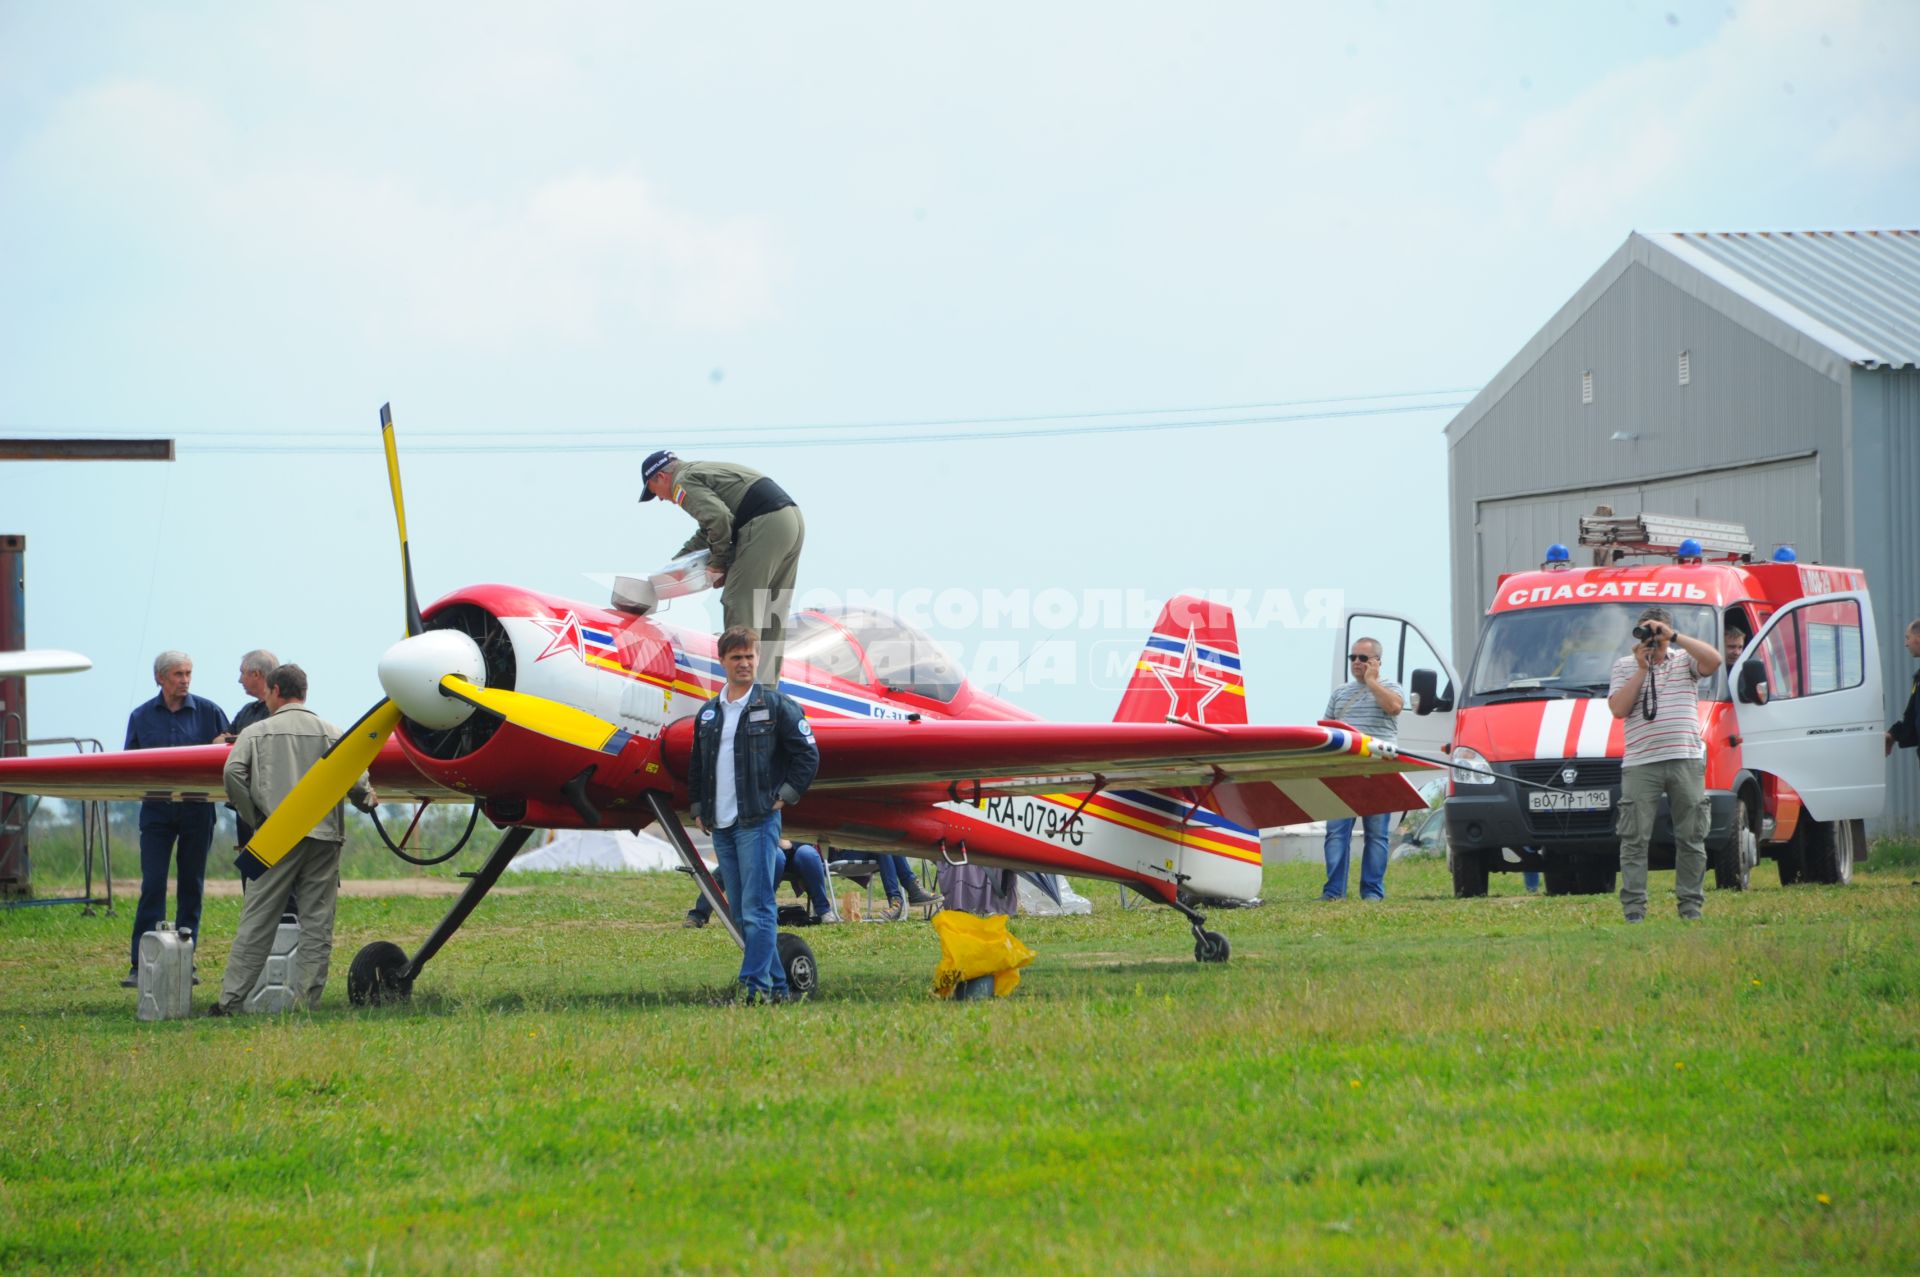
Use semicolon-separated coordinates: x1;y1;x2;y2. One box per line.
508;827;692;874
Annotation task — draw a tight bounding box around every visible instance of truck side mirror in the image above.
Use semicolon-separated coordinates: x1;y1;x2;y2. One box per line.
1409;668;1452;715
1737;661;1768;705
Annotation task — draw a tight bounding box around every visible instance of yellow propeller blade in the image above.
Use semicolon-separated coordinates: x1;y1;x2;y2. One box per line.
236;699;403;879
380;403;424;637
437;675;631;754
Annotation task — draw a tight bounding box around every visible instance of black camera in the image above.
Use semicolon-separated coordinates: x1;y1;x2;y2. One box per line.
1632;623;1661;644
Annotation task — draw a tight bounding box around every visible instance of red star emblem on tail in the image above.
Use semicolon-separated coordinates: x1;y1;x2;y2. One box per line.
1150;626;1229;723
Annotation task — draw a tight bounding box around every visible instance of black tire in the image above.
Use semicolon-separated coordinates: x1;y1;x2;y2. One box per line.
1576;862;1617;895
1194;930;1231;964
1713;797;1757;891
1542;864;1579;896
1776;828;1804;886
1801;820;1855;885
347;941;413;1007
777;932;818;998
1449;847;1489;898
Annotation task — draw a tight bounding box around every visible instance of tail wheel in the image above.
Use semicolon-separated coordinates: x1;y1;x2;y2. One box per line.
1194;930;1230;964
1713;796;1757;891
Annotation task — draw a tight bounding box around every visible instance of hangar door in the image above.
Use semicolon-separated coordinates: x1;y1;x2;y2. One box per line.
1474;456;1821;613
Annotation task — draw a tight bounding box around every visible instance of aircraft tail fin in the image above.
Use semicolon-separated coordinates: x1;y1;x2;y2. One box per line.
1111;595;1246;727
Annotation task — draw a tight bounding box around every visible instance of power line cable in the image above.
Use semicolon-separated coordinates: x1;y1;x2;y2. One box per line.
21;397;1467;456
0;386;1476;444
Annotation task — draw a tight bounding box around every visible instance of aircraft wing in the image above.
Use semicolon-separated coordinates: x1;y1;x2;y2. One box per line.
665;718;1435;820
0;739;464;803
0;649;92;677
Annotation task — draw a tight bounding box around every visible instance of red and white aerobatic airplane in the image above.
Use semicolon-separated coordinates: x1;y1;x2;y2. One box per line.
0;407;1431;1003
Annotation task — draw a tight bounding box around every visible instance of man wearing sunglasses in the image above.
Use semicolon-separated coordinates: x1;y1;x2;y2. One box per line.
1320;637;1405;900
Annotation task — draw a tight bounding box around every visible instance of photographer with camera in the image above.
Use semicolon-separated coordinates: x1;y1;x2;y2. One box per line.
1605;606;1722;923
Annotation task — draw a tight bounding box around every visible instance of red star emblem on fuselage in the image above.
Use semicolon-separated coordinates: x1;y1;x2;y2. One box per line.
530;610;586;663
1150;626;1229;723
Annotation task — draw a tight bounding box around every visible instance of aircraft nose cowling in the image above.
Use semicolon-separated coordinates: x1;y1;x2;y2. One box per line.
378;630;487;729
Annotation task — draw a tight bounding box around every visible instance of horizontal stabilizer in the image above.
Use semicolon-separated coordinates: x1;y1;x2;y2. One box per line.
1211;772;1428;829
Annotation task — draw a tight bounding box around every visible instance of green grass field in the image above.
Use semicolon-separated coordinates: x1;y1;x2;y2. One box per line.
3;848;1918;1275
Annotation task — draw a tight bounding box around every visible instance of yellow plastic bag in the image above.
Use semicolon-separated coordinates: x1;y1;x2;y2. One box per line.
931;910;1036;999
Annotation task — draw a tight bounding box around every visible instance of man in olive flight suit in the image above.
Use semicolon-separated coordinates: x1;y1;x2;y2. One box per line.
641;450;805;686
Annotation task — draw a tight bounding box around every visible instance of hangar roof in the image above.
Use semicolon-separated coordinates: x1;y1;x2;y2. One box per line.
1658;230;1920;372
1448;229;1920;445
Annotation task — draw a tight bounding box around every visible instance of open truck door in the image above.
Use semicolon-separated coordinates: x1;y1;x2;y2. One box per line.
1730;591;1885;822
1337;610;1459;760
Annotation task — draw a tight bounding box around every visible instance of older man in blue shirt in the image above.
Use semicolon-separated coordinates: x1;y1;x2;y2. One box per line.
121;649;230;986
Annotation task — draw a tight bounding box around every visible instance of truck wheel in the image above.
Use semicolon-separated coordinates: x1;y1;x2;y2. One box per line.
1449;846;1488;898
1802;820;1855;885
1713;797;1757;891
1542;864;1579;896
1776;819;1805;885
1576;862;1617;895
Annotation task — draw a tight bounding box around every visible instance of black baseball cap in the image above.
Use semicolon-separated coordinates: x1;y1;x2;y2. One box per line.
639;450;677;500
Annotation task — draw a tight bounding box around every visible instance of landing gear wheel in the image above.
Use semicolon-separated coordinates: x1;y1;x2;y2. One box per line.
1193;930;1230;964
777;932;818;999
347;941;413;1007
1449;846;1489;898
1713;797;1757;891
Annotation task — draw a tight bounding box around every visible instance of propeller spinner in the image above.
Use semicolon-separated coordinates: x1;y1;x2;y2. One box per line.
235;404;629;880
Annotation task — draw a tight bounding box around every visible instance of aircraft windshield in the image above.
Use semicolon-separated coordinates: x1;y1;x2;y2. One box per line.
1467;603;1719;704
788;608;965;703
785;613;868;684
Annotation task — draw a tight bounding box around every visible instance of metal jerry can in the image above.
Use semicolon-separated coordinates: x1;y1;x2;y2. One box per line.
135;923;194;1022
244;914;302;1014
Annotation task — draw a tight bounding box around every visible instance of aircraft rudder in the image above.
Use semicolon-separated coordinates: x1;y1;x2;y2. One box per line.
1111;593;1246;726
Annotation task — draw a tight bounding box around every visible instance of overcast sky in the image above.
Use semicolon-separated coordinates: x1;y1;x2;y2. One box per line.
3;0;1916;744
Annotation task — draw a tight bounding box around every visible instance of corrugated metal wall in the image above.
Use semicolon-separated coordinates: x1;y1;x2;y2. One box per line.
1854;368;1920;835
1449;260;1844;660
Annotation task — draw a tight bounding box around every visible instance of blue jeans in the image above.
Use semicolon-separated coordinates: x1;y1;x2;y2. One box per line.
712;814;787;998
1322;813;1391;900
841;853;923;901
131;803;216;968
784;844;833;915
692;842;834;922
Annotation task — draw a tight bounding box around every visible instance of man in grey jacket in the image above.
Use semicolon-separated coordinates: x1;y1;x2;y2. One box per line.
641;450;804;686
210;664;376;1015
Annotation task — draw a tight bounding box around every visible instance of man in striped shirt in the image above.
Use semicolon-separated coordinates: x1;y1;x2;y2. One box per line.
1320;636;1404;900
1606;606;1723;922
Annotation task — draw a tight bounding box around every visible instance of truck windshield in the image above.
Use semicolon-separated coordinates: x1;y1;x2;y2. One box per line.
1466;603;1718;704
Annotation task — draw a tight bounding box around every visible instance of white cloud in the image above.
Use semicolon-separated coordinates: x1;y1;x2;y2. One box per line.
13;77;779;348
1490;0;1920;233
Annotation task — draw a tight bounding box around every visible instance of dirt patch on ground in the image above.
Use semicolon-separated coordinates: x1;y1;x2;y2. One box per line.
108;877;532;898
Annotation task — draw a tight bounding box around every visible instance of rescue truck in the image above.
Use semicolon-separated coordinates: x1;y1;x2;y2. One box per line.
1353;514;1887;898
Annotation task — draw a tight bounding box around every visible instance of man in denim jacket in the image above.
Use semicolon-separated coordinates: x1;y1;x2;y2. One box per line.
687;626;819;1001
